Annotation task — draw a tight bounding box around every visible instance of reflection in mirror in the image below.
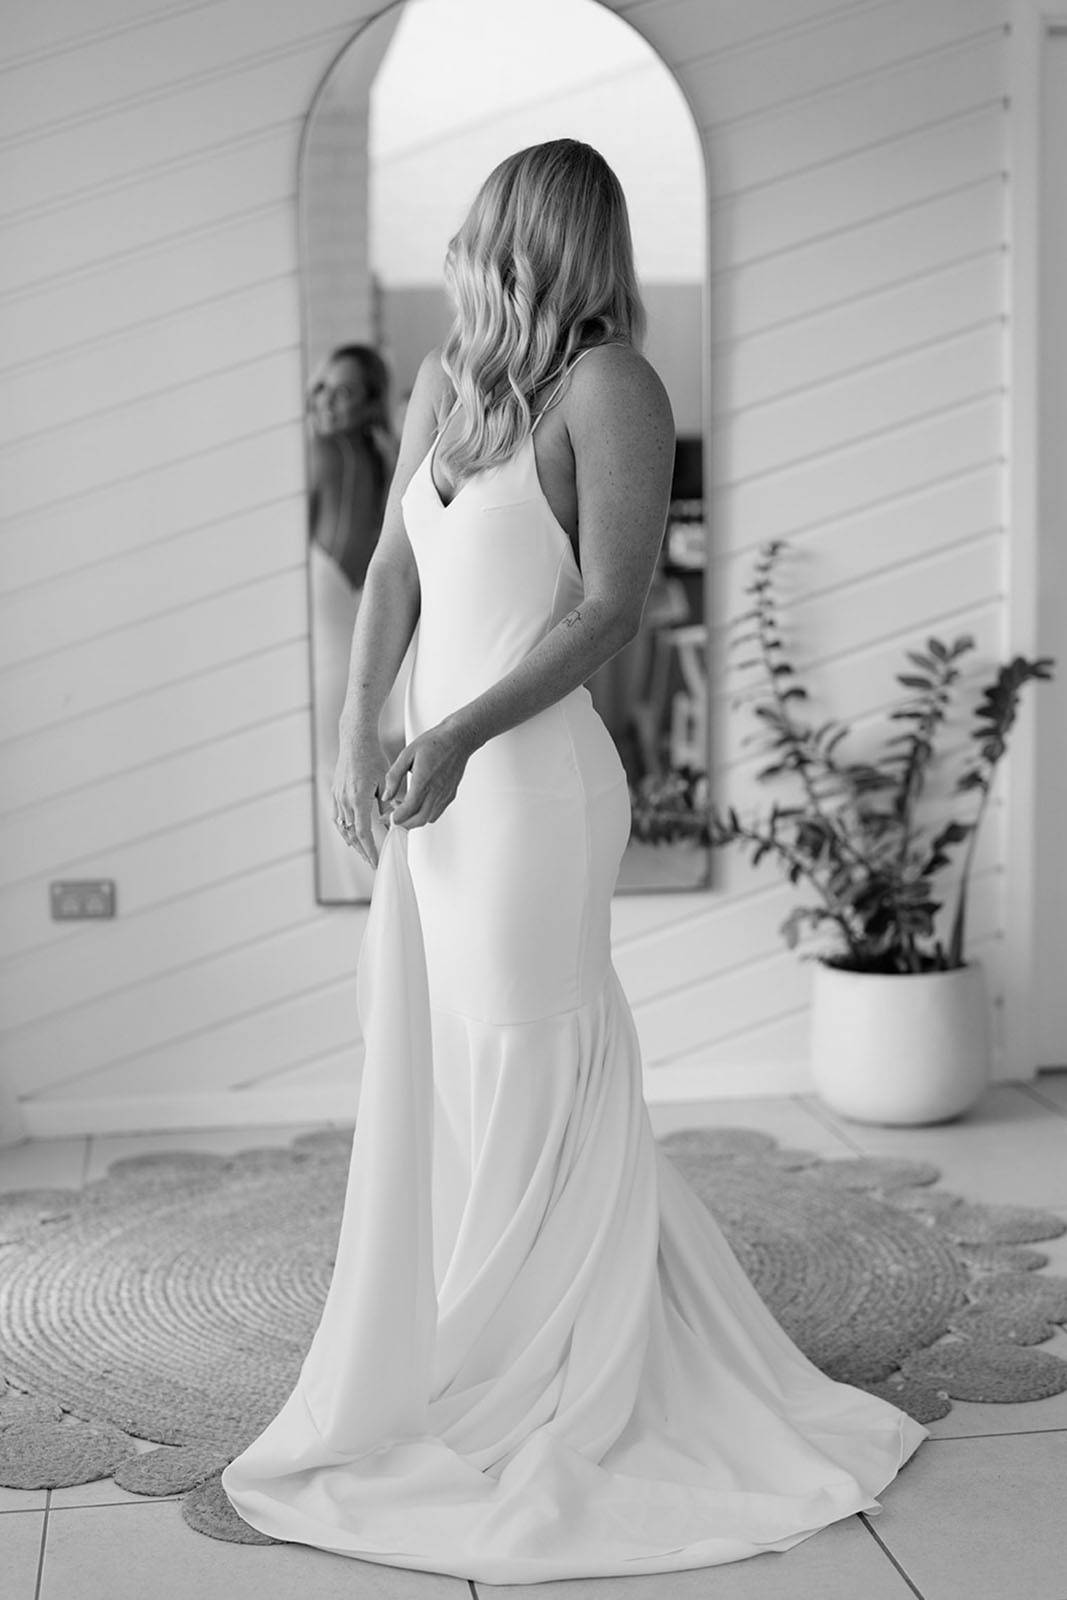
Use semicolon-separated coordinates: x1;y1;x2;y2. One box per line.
301;0;709;903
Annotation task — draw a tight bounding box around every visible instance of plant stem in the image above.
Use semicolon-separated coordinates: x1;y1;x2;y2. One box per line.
718;813;865;960
752;570;869;880
947;769;991;966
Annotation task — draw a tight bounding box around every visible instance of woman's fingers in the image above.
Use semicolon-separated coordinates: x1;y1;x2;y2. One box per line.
329;731;392;866
330;778;379;865
388;758;433;825
387;787;424;827
391;777;455;829
331;796;356;848
380;725;469;829
330;779;349;823
351;799;379;868
381;744;416;805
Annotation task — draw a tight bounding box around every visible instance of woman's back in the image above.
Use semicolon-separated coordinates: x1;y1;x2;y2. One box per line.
310;427;391;590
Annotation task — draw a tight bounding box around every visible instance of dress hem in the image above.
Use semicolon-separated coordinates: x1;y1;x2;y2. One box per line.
221;1404;927;1585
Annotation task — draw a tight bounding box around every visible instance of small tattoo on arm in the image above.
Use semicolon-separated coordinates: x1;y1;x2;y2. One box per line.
563;608;583;628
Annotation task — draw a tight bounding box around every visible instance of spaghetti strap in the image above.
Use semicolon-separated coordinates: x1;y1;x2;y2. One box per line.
531;345;601;431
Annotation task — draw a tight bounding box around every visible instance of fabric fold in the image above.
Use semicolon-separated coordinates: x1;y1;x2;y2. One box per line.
221;832;928;1582
220;400;928;1583
223;824;436;1476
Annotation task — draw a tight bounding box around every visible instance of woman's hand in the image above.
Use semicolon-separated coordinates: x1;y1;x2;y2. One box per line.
332;725;389;868
381;717;476;829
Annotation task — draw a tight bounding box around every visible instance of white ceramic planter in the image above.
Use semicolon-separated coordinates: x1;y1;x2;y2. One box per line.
809;958;992;1126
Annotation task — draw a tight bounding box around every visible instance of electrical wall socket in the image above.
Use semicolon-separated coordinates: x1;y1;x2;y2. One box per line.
50;880;116;920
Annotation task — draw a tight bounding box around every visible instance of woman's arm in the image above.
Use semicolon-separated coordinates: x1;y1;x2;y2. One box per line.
331;348;452;865
383;344;675;828
307;438;321;537
337;352;450;731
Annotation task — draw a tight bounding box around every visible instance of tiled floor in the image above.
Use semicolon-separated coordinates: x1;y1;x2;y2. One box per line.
2;1076;1066;1600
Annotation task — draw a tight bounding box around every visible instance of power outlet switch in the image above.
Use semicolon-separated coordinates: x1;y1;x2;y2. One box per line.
50;880;116;920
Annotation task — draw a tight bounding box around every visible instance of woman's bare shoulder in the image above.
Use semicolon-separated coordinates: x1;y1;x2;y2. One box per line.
411;346;455;424
578;340;661;379
566;342;675;441
383;349;454;498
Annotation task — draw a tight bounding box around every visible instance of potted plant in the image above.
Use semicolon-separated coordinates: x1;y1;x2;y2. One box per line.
630;539;1055;1126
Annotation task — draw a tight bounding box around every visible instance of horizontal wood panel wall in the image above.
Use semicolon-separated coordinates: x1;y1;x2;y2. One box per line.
0;0;1013;1138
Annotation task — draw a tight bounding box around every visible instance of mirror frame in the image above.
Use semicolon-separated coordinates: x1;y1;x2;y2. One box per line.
297;0;715;903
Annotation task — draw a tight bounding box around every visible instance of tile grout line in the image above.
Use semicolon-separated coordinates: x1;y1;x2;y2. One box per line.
4;1104;1067;1592
1015;1079;1067;1119
34;1490;49;1600
924;1425;1067;1441
859;1512;928;1597
789;1092;871;1154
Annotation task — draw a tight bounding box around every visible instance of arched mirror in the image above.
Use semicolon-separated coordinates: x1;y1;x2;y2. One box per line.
300;0;710;904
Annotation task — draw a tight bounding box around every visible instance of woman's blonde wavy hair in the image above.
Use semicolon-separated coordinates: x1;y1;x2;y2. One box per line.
437;139;646;481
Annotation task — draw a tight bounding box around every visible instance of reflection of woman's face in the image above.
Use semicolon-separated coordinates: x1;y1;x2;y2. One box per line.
314;357;369;435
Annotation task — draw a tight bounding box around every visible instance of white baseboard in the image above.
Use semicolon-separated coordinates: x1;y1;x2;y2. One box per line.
0;1074;28;1148
13;1086;361;1143
9;1043;1030;1143
12;1064;807;1141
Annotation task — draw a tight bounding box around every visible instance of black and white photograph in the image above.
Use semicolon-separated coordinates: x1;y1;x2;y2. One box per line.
1;3;1066;1598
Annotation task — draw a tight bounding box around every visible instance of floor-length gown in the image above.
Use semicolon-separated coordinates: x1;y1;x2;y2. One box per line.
221;356;929;1584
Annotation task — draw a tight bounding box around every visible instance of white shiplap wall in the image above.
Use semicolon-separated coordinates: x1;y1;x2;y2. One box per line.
0;0;1014;1139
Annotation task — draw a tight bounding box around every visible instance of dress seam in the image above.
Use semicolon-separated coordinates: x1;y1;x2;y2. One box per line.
426;970;611;1029
556;696;592;1013
544;544;569;645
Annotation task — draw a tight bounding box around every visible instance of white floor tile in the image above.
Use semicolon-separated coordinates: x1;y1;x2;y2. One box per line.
48;1478;184;1510
1029;1070;1067;1114
39;1501;469;1600
0;1508;45;1600
0;1137;88;1193
799;1083;1067;1208
473;1516;918;1599
0;1484;48;1512
868;1430;1067;1600
6;1094;1067;1598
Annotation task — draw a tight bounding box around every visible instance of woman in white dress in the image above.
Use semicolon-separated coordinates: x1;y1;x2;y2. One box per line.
221;138;928;1585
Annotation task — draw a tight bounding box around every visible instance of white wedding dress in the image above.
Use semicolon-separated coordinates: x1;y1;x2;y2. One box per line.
221;357;928;1584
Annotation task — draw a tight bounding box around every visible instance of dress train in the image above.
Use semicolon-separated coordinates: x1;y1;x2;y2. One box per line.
221;825;927;1584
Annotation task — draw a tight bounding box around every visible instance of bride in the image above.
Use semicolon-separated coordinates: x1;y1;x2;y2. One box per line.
220;137;928;1585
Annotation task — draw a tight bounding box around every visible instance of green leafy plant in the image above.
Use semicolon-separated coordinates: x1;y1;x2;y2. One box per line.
632;539;1055;975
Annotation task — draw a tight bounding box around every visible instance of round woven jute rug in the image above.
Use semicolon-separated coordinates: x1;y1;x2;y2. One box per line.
1;1124;1066;1547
